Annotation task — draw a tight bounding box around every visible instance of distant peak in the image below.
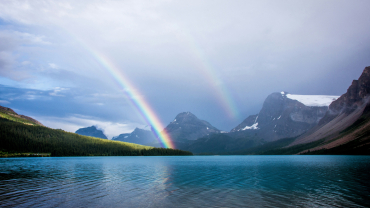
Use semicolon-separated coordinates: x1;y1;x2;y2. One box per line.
176;111;196;118
133;127;150;132
82;126;98;130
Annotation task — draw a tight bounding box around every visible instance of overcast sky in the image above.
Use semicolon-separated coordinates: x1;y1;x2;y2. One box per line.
0;0;369;138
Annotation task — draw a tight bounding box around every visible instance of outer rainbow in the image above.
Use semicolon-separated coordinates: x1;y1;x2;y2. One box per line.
174;30;239;118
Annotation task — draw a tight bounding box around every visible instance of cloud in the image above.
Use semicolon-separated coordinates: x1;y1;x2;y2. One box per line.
0;84;145;129
0;30;49;48
0;100;10;104
0;30;51;81
49;87;69;96
37;114;145;139
48;63;59;69
11;31;50;45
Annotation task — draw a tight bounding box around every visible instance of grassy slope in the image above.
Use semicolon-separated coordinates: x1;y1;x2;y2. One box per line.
0;111;41;126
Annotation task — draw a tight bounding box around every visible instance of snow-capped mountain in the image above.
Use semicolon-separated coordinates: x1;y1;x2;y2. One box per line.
230;91;339;142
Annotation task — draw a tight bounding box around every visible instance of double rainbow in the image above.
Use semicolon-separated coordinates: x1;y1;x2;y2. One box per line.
88;50;175;149
72;28;239;149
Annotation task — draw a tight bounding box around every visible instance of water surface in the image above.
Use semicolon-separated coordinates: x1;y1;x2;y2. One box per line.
1;156;369;207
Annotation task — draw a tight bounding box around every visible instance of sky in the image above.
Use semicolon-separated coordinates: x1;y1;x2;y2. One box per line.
0;0;369;139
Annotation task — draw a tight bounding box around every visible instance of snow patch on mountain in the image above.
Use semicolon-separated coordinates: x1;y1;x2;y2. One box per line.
242;122;259;130
286;94;339;107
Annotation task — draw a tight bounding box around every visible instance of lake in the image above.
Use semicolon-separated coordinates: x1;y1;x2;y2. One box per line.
1;156;369;207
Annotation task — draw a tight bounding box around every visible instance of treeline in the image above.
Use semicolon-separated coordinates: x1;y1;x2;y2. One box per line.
0;117;192;156
51;147;193;157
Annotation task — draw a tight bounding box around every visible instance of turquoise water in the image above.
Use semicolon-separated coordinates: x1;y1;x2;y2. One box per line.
0;156;369;207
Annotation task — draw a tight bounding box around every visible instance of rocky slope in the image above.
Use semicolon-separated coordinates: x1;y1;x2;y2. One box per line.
75;126;108;139
291;66;370;153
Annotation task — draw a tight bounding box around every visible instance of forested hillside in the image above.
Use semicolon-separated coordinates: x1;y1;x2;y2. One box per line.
0;117;192;156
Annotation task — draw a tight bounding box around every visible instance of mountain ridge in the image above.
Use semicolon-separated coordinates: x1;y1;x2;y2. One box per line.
75;126;108;139
112;127;160;147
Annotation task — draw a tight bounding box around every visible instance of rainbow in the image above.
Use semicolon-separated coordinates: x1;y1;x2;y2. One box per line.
92;51;175;149
191;47;239;118
175;31;239;119
70;35;175;149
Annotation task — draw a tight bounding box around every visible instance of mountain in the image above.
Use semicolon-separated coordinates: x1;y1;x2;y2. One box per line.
0;105;43;126
112;127;160;147
184;92;339;154
164;112;220;140
75;126;108;139
288;66;370;154
113;112;222;149
230;92;338;142
159;112;220;150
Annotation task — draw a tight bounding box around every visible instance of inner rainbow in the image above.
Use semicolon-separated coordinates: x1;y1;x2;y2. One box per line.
84;49;175;149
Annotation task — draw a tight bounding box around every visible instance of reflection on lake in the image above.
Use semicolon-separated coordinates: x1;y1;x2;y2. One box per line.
1;156;370;207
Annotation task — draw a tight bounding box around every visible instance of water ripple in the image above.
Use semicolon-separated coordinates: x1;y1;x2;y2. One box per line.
0;156;370;207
